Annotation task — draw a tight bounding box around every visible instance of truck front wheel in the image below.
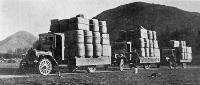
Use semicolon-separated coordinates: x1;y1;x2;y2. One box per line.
38;58;52;75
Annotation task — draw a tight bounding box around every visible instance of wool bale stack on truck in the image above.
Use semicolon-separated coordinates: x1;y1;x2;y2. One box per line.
19;14;111;75
161;40;192;68
111;26;160;70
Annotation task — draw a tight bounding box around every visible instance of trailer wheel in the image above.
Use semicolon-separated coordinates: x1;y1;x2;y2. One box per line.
119;59;125;71
182;63;187;68
19;59;28;73
38;58;52;75
87;65;96;73
143;64;151;69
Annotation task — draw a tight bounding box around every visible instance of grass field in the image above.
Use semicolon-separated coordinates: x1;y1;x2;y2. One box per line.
0;64;199;85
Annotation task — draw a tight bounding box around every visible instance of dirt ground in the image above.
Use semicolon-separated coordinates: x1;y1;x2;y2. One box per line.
0;65;200;85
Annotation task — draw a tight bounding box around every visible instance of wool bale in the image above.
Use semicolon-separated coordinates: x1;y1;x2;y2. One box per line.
84;30;93;44
153;40;159;48
144;38;149;48
70;17;89;25
93;44;102;57
137;48;145;57
102;45;111;57
69;23;89;30
90;19;99;32
186;47;192;53
149;48;154;57
149;40;154;48
152;31;157;40
145;48;149;57
169;40;180;47
147;30;153;40
85;44;93;57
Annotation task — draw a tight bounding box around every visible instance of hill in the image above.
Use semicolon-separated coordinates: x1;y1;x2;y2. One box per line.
0;31;37;53
94;2;200;64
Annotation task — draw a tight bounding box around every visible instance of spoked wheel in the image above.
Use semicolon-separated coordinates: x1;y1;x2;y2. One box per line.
87;65;96;73
19;59;28;73
38;58;52;75
143;64;151;69
119;59;125;71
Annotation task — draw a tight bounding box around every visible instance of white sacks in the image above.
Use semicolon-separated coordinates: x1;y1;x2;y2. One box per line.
101;34;110;45
169;40;180;47
99;21;107;34
85;44;93;57
137;48;145;57
65;30;84;44
93;44;102;57
154;49;160;57
102;45;111;57
145;48;149;57
93;32;101;44
147;30;153;40
84;30;93;44
90;19;99;32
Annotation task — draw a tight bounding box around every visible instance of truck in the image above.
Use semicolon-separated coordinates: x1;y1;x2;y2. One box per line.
20;32;111;75
111;41;160;71
161;47;192;69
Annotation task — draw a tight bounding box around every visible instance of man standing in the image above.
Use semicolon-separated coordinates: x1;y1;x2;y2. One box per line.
129;49;140;68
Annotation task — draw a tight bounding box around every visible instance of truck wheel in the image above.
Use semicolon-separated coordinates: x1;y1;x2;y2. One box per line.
143;64;150;69
87;65;96;73
38;58;52;75
19;59;28;74
119;59;125;71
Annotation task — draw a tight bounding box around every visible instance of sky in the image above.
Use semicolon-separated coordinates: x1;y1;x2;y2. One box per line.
0;0;200;40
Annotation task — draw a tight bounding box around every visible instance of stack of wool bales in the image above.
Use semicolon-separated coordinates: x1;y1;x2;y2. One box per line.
132;26;148;57
99;21;111;57
64;16;90;58
90;19;111;57
169;40;192;60
118;26;160;58
149;30;160;58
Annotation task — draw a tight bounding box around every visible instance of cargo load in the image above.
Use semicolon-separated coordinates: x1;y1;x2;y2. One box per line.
84;30;93;44
102;45;111;57
145;48;149;57
137;48;145;57
90;19;99;32
85;44;93;57
99;21;107;33
147;30;153;40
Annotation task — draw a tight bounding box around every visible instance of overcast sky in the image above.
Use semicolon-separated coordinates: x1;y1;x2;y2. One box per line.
0;0;200;40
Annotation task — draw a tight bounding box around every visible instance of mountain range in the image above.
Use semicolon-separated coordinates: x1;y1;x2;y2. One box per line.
0;31;37;53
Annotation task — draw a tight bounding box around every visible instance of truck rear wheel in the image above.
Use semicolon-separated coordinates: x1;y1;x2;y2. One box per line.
87;65;96;73
119;59;125;71
38;58;52;75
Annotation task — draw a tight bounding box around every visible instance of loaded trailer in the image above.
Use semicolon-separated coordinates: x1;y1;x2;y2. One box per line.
110;26;160;70
161;40;192;68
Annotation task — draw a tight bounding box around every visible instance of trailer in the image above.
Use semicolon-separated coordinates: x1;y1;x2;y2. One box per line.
161;48;192;69
111;41;160;71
